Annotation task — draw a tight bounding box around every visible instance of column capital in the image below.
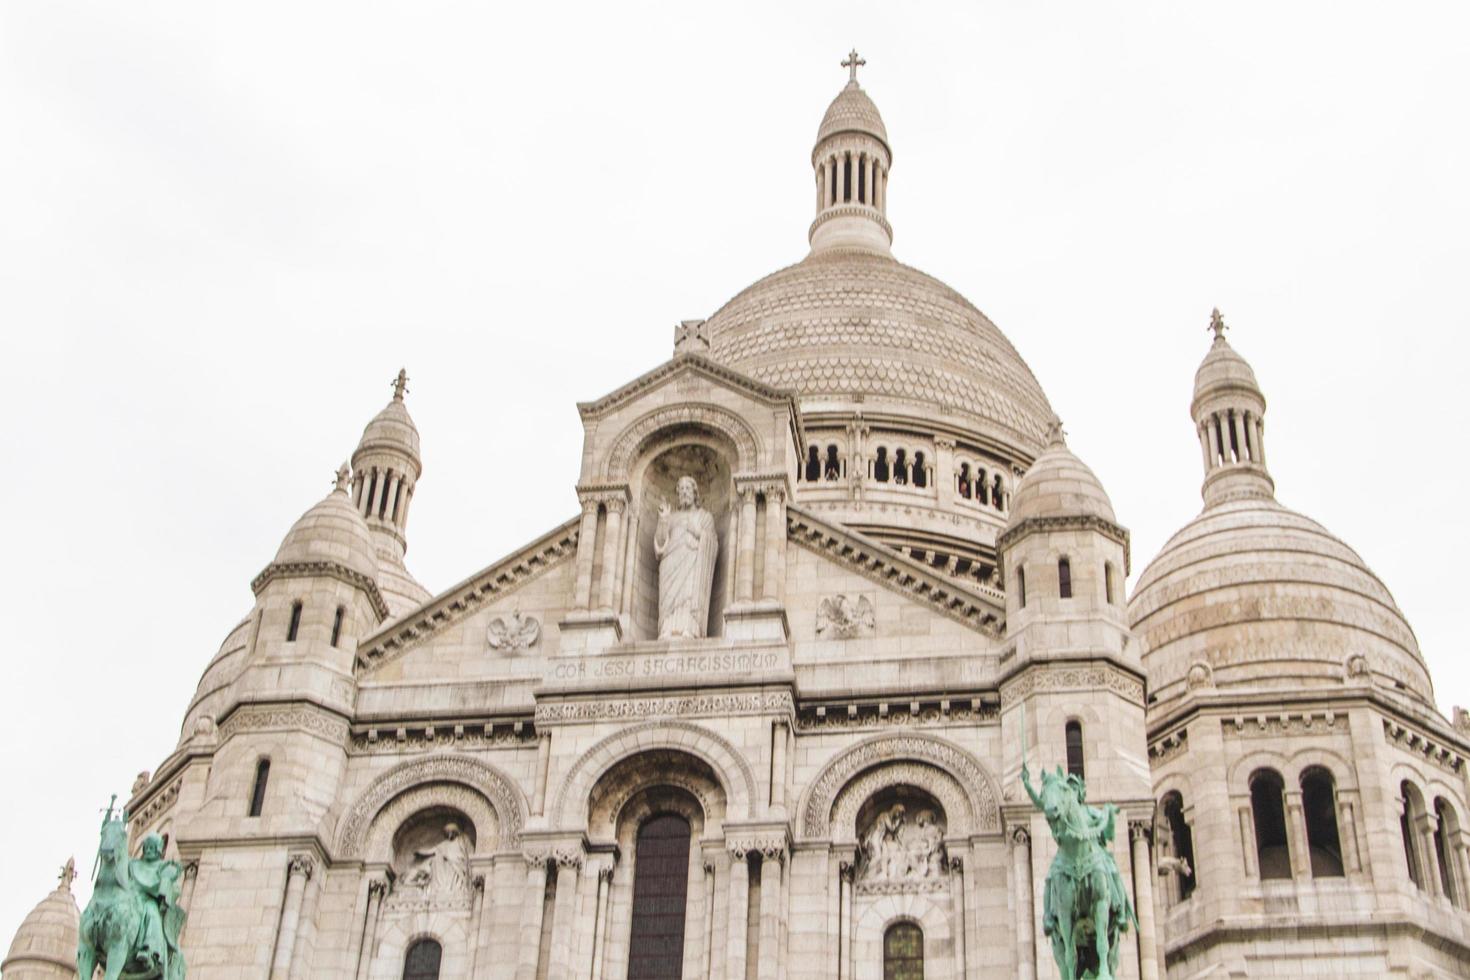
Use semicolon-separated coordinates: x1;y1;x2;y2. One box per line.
287;854;315;880
1129;820;1152;844
934;437;956;452
1009;824;1032;849
183;860;199;880
367;877;389;899
947;854;964;873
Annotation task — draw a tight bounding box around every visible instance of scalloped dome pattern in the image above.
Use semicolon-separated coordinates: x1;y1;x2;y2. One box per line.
705;251;1053;446
1129;497;1431;702
818;81;888;146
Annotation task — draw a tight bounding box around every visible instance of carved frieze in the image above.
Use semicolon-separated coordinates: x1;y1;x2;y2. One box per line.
349;721;536;755
1001;664;1144;708
1384;719;1466;775
1224;712;1346;739
219;704;350;744
795;699;997;732
536;691;792;724
337;755;527;856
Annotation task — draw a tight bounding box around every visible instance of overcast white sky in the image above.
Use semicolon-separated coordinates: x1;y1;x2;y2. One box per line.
1;0;1467;935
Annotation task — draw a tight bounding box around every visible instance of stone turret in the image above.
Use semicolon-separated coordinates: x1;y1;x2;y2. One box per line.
351;369;431;618
2;861;79;979
1193;308;1274;507
809;49;893;255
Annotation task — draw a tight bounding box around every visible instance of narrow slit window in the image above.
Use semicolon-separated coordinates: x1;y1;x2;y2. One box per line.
378;471;393;518
1104;562;1116;605
1434;799;1458;903
1065;721;1085;779
825;444;841;481
248;759;270;817
330;606;345;648
1017;566;1026;608
957;463;971;499
1251;769;1291;879
806;445;820;482
1301;768;1344;877
1401;781;1424;889
1058;558;1072;599
286;601;303;642
912;452;927;488
875;448;890;483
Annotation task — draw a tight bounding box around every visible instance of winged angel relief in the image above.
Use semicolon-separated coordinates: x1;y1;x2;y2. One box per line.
816;594;875;639
487;611;541;652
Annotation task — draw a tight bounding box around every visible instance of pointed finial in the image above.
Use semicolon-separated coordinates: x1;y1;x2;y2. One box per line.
58;857;76;891
334;461;352;494
1046;417;1067;447
842;48;866;83
392;368;409;401
1209;308;1228;342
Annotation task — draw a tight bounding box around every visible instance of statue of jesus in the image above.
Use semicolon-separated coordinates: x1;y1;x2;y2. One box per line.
653;475;719;639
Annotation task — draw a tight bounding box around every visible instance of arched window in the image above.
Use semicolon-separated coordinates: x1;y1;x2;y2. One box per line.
1058;558;1072;599
1433;798;1459;904
1065;721;1085;779
1160;792;1197;902
286;601;303;642
1250;769;1291;879
805;445;821;482
957;463;972;499
992;473;1005;511
884;921;924;980
1017;566;1026;608
627;814;692;979
893;449;909;485
1299;768;1344;877
912;452;927;488
402;938;441;980
1401;781;1425;889
875;448;890;483
1104;562;1116;605
331;606;346;648
976;468;989;505
248;759;270;818
825;444;841;481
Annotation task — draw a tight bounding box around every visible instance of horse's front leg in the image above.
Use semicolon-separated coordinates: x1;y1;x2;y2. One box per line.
77;943;96;980
105;940;131;980
1092;897;1113;980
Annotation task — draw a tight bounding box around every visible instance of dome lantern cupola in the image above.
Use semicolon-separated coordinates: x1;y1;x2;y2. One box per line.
2;858;80;979
1192;309;1273;507
809;50;893;256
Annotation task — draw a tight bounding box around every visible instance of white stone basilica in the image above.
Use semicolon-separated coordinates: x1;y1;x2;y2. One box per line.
7;57;1470;980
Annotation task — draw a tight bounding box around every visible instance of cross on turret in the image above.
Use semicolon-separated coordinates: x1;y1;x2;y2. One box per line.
1209;308;1228;341
59;857;76;891
392;368;409;400
842;48;866;83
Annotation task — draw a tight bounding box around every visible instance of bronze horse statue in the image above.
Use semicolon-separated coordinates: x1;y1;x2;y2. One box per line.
1022;764;1137;980
79;801;186;980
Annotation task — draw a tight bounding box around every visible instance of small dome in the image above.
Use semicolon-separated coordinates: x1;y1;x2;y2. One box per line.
1129;496;1432;704
3;871;79;978
1007;429;1116;525
357;394;421;470
817;81;889;149
272;483;378;582
1192;312;1263;412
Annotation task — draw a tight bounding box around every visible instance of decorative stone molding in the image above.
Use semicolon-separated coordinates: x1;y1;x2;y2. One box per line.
1344;653;1370;681
337;755;528;856
816;594;875;639
1384;719;1466;775
1128;820;1152;844
1008;825;1031;848
794;698;997;732
130;775;183;830
362;783;500;862
997;514;1131;574
800;733;1001;839
486;611;541;652
1001;663;1145;708
727;834;788;862
830;763;973;843
218;703;350;745
1148;729;1189;765
251;560;392;620
579;352;795;421
523;844;585;870
287;854;315;880
1454;707;1470;737
588;754;725;838
553;720;757;826
787;504;1004;636
1186;660;1214;691
536;691;792;725
349;720;535;755
1224;711;1347;739
356;517;579;674
602;402;763;480
368;878;389;899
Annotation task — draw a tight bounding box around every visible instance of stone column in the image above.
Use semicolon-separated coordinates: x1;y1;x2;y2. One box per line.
533;731;552;816
1255;417;1267;465
1339;798;1363;874
270;854;314;980
599;497;625;611
547;856;582;980
1285;789;1310;879
1453;838;1470;909
573;499;600;609
761;486;786;602
934;438;956;503
1207;416;1223;466
353;877;387;980
1237;806;1258;878
619;508;641;618
737;487;758;602
770;721;788;810
838;858;854;980
589;865;614;980
517;858;550;980
1417;813;1443;898
726;849;750;980
1010;827;1035;980
467;874;486;979
758;847;784;980
1129;822;1160;980
947;856;967;979
1228;410;1245;463
178;862;199;944
1198;424;1212;473
699;859;717;980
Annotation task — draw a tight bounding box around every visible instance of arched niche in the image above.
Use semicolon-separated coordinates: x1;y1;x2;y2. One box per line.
586;749;728;842
336;755;526;859
390;807;477;899
854;785;950;890
629;440;734;640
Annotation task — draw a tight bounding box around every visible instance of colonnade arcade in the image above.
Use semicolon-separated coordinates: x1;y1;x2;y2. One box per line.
326;726;1023;980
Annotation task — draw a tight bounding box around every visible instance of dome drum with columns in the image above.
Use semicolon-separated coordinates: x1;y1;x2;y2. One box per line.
12;56;1470;980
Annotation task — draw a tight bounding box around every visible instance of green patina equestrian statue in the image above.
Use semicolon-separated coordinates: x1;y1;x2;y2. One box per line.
79;798;187;980
1022;764;1137;980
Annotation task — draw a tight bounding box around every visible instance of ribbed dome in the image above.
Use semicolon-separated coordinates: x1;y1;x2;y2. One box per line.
272;486;378;581
3;875;79;978
817;80;889;149
1007;433;1116;524
1129;497;1432;704
704;249;1054;447
358;395;421;468
1193;334;1262;411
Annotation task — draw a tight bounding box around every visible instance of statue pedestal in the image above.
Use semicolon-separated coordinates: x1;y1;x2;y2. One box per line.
556;612;623;657
723;601;788;643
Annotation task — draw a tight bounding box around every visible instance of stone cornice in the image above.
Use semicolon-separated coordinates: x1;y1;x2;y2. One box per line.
355;516;580;674
786;504;1004;636
807;204;894;243
996;514;1131;574
252;560;392;620
577;353;798;419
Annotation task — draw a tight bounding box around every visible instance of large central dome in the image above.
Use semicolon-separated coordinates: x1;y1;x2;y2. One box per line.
705;249;1053;447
